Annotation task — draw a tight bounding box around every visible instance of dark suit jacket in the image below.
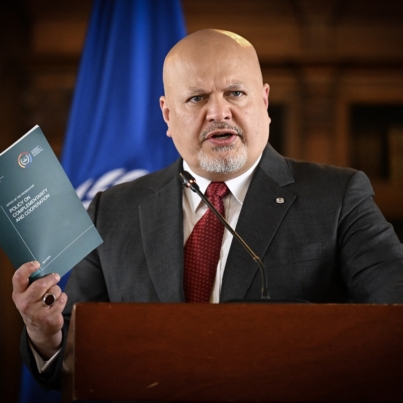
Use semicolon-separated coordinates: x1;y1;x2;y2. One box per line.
21;144;403;390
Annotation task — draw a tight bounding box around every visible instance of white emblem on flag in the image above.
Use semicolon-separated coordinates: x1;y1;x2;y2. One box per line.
76;168;148;209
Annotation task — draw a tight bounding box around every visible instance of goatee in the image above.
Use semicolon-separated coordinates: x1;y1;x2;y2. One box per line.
198;143;248;174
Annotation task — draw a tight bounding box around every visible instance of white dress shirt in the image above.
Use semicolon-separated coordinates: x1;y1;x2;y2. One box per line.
182;156;261;303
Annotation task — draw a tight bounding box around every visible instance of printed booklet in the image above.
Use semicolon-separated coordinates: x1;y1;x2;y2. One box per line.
0;125;103;281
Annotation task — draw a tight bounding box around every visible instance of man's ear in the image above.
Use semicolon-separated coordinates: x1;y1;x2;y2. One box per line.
262;84;270;109
160;96;170;123
160;95;171;137
160;96;172;138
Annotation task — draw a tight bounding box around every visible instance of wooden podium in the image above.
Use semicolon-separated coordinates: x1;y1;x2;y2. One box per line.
62;303;403;402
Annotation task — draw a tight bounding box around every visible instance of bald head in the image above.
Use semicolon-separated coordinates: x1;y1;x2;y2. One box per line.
163;29;263;93
159;29;270;181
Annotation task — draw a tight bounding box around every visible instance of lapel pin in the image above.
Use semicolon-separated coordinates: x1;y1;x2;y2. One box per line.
276;197;285;204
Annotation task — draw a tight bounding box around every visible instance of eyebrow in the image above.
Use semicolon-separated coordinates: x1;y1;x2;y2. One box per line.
187;83;245;94
225;83;244;91
188;87;205;95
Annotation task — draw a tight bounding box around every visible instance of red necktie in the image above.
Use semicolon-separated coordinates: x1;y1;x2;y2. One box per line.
184;182;229;303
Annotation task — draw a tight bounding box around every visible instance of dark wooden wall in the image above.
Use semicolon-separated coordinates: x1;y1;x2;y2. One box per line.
1;1;403;401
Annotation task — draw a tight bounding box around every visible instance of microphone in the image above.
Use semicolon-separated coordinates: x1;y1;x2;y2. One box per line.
180;170;271;300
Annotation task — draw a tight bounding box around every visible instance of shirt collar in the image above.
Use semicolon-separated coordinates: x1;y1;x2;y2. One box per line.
182;155;262;213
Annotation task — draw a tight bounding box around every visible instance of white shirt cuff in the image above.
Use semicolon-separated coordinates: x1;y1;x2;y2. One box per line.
28;338;62;373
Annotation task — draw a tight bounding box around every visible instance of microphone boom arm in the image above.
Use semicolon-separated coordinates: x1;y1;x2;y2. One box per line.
180;171;270;300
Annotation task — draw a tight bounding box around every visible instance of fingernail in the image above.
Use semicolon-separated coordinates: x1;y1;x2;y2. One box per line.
53;273;61;281
31;261;40;269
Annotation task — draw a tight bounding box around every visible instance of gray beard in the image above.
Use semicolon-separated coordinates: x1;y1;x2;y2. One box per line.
197;144;248;175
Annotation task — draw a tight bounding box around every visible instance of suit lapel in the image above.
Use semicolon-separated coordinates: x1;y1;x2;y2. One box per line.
139;162;186;302
137;146;296;303
220;145;296;301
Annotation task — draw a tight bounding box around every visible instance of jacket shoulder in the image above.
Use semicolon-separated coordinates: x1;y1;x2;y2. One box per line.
284;156;367;188
99;159;181;198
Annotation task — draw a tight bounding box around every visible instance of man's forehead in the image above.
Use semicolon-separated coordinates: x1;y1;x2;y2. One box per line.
175;60;260;86
169;52;257;78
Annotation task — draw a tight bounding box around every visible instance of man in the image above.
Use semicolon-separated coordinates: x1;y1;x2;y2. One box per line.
12;29;403;391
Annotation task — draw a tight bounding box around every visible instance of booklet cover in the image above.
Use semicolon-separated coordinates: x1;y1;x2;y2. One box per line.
0;125;103;282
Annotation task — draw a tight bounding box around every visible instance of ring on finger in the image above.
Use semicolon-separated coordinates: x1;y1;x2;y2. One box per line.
42;292;57;307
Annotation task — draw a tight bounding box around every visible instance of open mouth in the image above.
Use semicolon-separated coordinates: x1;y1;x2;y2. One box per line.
204;131;239;147
210;132;233;139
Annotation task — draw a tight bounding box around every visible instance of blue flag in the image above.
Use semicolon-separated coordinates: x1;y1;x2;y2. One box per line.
63;0;186;208
19;1;186;402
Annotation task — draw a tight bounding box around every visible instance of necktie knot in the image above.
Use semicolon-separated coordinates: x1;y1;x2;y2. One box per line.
206;182;229;199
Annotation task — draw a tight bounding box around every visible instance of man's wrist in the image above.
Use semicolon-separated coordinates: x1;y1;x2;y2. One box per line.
26;329;63;361
28;338;62;373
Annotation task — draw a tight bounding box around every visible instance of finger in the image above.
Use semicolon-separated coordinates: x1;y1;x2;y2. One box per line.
40;292;68;318
46;284;62;299
12;261;41;293
40;285;62;307
28;273;61;303
52;291;68;312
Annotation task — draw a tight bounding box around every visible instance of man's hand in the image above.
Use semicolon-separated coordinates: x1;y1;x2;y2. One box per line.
12;261;68;360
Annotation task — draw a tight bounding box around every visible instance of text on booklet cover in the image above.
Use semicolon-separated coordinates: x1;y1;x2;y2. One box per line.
0;125;103;281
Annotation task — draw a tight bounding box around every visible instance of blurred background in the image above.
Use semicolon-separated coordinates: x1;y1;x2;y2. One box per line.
1;0;403;401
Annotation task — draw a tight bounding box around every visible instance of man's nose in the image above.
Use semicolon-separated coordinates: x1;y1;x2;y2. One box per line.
205;96;232;122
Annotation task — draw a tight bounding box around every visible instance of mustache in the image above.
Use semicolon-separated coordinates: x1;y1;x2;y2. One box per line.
200;123;244;142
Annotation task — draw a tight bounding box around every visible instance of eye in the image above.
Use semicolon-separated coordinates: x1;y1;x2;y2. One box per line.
232;91;243;97
187;95;204;103
228;90;245;98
